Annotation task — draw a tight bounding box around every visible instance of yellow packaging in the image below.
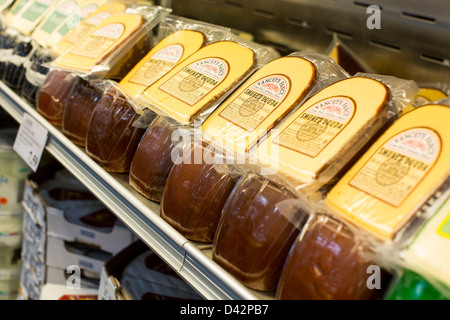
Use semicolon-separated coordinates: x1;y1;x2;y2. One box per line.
119;29;205;99
140;40;256;124
52;2;128;56
326;104;450;241
201;55;316;154
255;76;390;194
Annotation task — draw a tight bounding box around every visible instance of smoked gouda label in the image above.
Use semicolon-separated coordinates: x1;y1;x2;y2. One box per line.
69;22;124;59
438;211;450;239
274;96;355;157
159;57;229;106
350;128;441;207
218;75;290;132
128;44;184;87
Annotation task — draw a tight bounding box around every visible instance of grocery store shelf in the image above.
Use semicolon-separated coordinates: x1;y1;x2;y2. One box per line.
0;80;270;300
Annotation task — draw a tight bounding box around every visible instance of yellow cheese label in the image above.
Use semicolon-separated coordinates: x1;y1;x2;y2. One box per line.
63;11;111;44
349;128;440;207
274;96;355;157
69;22;124;59
159;57;229;106
437;211;450;239
218;75;290;132
127;44;184;87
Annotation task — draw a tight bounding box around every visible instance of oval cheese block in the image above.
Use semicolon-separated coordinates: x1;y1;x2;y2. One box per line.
52;2;127;56
53;12;147;75
412;87;448;107
255;76;390;195
119;29;206;99
326;104;450;241
160;141;237;243
212;172;303;291
201;55;316;154
140;40;256;124
276;214;386;300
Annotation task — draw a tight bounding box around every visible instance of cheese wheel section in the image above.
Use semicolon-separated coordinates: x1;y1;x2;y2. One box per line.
141;41;256;124
255;76;389;190
119;29;205;99
201;56;316;153
326;104;450;241
53;13;145;73
52;2;127;55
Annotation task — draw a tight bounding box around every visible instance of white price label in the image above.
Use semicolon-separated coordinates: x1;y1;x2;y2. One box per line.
13;113;48;172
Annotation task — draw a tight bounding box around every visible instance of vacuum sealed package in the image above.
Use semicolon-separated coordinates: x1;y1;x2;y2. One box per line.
135;33;280;124
129;35;279;202
411;84;449;107
30;0;105;49
160;52;348;243
384;269;449;300
85;15;226;172
3;0;57;36
325;103;450;242
20;45;55;105
51;1;129;56
49;5;169;80
0;0;14;13
2;35;37;91
275;211;390;300
119;249;202;300
253;73;419;200
395;174;450;297
211;172;307;292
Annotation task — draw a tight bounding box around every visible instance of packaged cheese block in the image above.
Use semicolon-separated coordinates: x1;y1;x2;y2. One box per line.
384;269;449;300
212;172;306;291
85;86;147;172
160;141;238;243
119;29;206;99
400;178;450;291
326;104;450;241
2;36;35;90
201;55;316;155
129;116;176;202
52;2;127;56
36;69;80;126
411;87;448;107
276;214;389;300
140;40;256;124
255;76;392;197
0;28;20;77
61;77;102;146
0;0;15;12
52;12;152;79
4;0;56;36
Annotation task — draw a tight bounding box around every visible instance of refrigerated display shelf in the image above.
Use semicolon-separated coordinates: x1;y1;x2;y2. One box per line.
0;80;274;300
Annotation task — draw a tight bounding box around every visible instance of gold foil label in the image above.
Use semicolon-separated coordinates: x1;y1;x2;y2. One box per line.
219;75;290;132
69;22;124;59
159;57;228;106
128;44;184;87
274;96;355;157
350;128;441;207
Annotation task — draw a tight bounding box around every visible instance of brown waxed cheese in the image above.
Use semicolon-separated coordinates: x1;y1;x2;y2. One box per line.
119;29;206;99
36;69;80;126
85;87;147;172
255;76;390;195
276;214;386;300
160;141;237;243
212;172;307;291
326;104;450;241
140;41;256;124
201;55;316;153
129;117;176;202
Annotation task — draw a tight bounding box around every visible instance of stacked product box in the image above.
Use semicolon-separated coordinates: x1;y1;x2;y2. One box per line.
19;162;136;299
0;128;31;300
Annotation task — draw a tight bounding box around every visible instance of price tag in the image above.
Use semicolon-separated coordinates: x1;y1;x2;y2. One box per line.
13;113;48;172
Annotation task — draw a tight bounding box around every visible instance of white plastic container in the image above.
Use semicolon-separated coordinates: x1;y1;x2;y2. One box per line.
0;128;32;211
0;266;21;300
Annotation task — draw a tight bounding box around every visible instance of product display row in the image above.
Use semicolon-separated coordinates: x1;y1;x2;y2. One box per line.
0;0;449;300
